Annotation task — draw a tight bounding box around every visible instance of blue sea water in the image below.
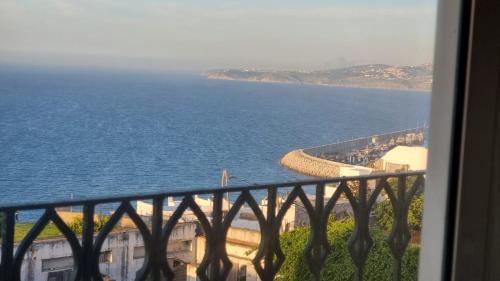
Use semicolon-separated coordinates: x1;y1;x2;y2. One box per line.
0;66;430;208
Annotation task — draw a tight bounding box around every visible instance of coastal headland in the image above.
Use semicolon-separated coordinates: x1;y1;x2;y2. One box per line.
206;64;433;92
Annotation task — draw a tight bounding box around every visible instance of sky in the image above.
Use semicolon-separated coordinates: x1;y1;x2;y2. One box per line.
0;0;437;72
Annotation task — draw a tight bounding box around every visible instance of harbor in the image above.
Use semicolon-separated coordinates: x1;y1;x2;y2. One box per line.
280;127;427;177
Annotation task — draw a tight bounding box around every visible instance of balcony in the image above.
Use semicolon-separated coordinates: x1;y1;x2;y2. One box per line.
0;171;425;281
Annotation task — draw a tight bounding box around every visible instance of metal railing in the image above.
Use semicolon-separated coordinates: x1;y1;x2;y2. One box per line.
0;171;425;281
303;127;427;158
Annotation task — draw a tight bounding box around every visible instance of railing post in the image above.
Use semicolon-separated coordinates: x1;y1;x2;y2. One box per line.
151;197;163;281
265;187;277;279
210;192;223;281
394;176;406;281
312;184;325;281
355;181;367;281
346;179;374;281
81;204;95;281
1;210;15;281
385;175;422;281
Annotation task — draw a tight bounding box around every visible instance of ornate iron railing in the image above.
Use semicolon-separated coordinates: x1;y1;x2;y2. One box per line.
0;171;425;281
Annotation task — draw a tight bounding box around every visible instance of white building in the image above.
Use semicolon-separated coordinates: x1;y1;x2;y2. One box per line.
11;222;197;281
374;146;428;172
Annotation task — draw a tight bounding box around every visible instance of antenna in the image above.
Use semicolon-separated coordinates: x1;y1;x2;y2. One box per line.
221;169;229;187
221;169;231;210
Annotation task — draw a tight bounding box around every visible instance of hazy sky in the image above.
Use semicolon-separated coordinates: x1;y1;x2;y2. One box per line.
0;0;437;72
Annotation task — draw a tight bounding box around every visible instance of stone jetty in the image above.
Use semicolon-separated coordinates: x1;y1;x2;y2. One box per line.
280;149;349;178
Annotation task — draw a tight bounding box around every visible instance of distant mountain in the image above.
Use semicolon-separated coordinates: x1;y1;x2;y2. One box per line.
206;64;433;91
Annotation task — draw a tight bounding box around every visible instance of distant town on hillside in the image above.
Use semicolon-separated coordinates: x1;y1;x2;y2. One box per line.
206;64;433;91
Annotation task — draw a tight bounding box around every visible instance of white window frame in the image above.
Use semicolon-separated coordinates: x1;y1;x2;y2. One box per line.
420;0;500;280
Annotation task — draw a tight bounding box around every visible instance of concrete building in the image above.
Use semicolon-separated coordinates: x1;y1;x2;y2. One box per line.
11;222;197;281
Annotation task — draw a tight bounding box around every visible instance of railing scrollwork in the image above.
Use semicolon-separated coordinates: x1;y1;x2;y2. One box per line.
0;171;425;281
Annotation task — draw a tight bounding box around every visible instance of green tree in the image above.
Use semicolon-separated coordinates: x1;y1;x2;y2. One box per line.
277;220;419;281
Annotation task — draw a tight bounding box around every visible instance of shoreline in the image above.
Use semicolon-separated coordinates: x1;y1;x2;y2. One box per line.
205;76;432;93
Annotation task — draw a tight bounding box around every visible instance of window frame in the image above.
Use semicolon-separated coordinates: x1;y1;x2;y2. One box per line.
420;0;500;280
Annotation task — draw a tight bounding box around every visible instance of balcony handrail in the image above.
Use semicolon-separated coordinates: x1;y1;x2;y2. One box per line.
0;170;425;211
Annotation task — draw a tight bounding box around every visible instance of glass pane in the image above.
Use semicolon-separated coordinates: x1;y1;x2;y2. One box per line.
0;0;436;280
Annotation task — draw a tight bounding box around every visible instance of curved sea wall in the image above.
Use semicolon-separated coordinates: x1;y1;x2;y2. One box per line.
280;149;348;178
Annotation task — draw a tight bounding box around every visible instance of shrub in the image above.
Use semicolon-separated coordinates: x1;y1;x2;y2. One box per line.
375;194;423;232
68;217;84;234
68;215;109;235
277;219;419;281
94;215;110;231
374;176;424;233
0;212;4;238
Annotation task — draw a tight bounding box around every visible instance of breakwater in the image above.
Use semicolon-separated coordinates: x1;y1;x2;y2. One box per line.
280;149;347;177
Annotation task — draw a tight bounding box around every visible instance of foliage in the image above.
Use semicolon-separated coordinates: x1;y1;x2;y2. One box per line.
68;215;109;234
68;217;84;234
375;176;424;232
277;219;420;281
0;212;4;238
375;194;424;232
95;215;110;230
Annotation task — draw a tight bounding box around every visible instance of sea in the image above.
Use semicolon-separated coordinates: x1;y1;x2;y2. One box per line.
0;65;430;219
